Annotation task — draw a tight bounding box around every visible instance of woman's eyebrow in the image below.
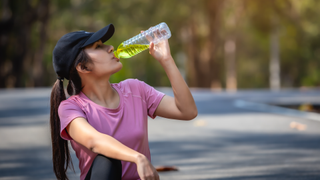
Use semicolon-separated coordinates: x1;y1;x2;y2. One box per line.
92;41;100;48
94;40;103;47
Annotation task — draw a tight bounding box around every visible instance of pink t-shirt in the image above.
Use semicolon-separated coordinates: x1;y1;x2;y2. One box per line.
58;79;165;180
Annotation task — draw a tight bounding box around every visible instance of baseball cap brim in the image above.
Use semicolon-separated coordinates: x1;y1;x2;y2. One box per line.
81;24;115;48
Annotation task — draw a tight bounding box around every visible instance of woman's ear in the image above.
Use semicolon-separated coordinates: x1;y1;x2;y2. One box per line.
76;63;91;74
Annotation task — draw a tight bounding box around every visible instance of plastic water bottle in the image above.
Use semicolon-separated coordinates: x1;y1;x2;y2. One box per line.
114;22;171;59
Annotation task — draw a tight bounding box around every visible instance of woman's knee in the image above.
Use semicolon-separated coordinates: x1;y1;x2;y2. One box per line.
94;154;122;171
86;154;122;180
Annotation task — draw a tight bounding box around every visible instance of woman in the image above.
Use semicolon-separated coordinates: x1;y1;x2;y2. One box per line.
50;23;197;180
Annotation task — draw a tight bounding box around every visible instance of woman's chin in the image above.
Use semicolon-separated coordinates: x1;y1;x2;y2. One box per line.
112;64;123;74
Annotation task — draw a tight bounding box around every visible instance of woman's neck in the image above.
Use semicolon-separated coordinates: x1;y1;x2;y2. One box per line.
81;78;119;109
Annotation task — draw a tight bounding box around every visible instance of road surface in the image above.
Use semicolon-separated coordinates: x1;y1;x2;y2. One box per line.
0;88;319;180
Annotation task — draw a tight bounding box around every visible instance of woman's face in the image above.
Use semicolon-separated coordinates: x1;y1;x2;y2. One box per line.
84;40;122;78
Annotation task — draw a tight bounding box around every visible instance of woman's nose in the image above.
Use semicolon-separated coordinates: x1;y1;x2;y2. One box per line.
108;46;114;53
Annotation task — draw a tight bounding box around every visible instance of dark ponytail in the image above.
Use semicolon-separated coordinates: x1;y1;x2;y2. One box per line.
50;49;91;180
50;79;74;180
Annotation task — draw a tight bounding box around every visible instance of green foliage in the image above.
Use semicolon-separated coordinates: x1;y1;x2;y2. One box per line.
1;0;320;88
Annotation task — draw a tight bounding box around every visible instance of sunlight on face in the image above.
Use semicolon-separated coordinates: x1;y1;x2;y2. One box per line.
82;40;122;78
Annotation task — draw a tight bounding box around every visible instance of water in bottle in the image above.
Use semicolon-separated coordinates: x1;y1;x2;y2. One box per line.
114;22;171;59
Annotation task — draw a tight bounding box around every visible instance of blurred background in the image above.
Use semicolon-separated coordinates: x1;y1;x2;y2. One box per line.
1;0;320;180
1;0;320;90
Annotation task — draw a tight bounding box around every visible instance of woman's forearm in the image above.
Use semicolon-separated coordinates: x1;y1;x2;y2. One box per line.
68;118;145;164
91;133;159;179
160;57;198;118
67;118;159;179
91;133;144;164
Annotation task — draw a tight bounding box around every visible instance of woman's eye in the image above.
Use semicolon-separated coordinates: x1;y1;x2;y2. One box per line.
96;45;101;49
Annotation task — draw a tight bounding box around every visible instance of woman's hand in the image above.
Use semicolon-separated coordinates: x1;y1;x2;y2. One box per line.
149;40;172;63
141;30;173;64
136;154;160;180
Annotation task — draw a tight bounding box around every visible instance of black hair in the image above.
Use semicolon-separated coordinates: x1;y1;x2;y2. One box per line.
50;49;91;180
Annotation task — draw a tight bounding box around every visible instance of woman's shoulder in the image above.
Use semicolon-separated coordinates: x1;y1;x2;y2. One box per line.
113;79;153;97
59;94;86;110
116;78;143;85
113;78;145;90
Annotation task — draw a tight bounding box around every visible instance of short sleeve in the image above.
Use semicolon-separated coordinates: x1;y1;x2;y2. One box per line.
58;100;86;140
137;80;165;119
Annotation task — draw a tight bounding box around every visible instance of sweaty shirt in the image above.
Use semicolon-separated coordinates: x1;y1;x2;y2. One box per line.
58;79;165;180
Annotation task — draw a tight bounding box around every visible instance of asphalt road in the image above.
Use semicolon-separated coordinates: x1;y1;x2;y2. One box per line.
0;88;320;180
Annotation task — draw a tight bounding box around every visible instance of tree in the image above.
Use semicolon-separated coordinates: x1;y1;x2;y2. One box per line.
0;0;50;87
1;0;320;89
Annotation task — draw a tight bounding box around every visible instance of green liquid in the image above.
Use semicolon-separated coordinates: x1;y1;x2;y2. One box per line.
114;43;149;59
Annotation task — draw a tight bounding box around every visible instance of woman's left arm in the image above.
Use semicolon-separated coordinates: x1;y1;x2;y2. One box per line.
149;40;198;120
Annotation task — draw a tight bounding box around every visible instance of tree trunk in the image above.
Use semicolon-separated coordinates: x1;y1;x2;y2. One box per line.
224;38;237;91
0;0;13;87
0;0;50;88
270;28;280;90
223;0;242;92
33;0;50;87
185;0;223;88
206;0;223;90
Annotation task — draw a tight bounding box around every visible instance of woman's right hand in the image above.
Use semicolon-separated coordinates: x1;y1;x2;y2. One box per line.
136;154;160;180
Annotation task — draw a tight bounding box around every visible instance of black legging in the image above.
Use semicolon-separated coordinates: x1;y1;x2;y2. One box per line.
85;154;122;180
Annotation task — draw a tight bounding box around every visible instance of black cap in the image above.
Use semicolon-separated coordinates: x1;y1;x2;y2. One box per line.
53;24;115;80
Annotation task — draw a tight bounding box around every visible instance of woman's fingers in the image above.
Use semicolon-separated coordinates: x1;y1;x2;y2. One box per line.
141;28;154;42
146;34;154;42
136;155;160;180
149;42;154;54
